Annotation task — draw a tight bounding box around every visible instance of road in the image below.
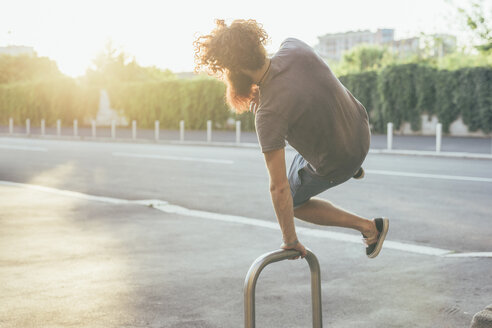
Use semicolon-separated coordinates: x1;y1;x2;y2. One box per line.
0;137;491;327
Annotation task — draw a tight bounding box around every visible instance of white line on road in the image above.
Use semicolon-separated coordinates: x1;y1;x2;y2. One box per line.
0;180;127;204
0;144;47;152
112;152;234;164
149;201;454;257
1;180;490;258
366;169;492;183
444;252;492;258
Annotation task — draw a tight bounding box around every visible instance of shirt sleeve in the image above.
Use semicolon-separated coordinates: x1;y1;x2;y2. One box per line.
255;108;288;153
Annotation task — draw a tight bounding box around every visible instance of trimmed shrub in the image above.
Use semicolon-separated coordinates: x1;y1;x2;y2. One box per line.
456;68;480;131
378;64;420;131
2;64;490;135
339;71;378;114
342;64;491;134
434;70;461;132
414;65;437;116
473;68;492;133
0;78;99;125
107;79;255;130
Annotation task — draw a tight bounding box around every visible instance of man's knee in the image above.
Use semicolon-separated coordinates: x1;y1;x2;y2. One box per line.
293;199;312;215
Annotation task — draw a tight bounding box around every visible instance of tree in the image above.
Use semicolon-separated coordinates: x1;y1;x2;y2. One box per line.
85;40;175;86
0;54;62;84
456;0;492;52
342;45;388;73
329;44;398;76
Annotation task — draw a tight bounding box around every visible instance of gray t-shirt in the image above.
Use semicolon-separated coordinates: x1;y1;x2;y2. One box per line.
255;38;370;182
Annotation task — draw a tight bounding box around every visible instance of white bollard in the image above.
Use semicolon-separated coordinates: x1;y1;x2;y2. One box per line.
236;120;241;144
91;120;96;138
73;119;78;137
154;120;159;141
41;119;45;136
9;118;13;134
132;120;137;140
111;120;116;139
26;118;30;135
387;122;393;150
436;123;442;153
180;120;185;142
57;119;61;137
207;120;212;143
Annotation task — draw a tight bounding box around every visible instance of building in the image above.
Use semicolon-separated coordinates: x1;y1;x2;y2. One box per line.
316;29;456;61
391;37;420;58
392;34;456;58
0;45;35;56
315;29;394;61
425;34;457;58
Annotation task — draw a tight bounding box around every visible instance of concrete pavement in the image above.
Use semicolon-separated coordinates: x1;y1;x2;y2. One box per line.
1;125;492;154
1;184;491;328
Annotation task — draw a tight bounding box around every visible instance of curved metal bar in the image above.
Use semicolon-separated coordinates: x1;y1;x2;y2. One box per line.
244;248;322;328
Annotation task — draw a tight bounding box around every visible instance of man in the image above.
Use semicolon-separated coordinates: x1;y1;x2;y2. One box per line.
194;19;389;259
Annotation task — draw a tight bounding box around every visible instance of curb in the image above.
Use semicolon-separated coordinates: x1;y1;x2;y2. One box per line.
1;133;492;160
369;149;492;160
0;133;260;149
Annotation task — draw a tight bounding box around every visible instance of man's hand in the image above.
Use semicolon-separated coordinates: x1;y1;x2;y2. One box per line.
281;239;307;260
249;88;260;114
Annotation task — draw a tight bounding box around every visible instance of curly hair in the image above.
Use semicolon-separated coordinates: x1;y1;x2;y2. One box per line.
193;19;269;113
194;19;269;74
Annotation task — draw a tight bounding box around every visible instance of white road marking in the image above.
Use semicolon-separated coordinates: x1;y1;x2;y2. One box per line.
0;180;127;204
1;180;491;258
112;152;234;164
366;169;492;183
444;252;492;258
0;144;47;152
149;201;453;257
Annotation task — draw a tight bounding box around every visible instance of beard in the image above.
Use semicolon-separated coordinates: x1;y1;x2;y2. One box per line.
225;70;256;113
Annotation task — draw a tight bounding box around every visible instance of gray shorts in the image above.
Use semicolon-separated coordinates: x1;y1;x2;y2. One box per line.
288;153;349;208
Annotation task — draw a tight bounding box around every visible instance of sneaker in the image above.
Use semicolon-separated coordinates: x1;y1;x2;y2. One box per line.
353;167;365;179
363;218;389;258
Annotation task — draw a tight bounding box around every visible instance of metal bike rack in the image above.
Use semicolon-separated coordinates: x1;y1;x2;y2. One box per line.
244;248;322;328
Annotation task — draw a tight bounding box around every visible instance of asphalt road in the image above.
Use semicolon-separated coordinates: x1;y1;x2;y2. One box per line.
1;137;491;327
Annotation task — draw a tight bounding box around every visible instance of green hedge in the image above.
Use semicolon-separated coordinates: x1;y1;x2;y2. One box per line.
340;64;492;133
0;78;99;125
339;71;378;113
473;68;492;133
108;65;491;133
107;78;255;130
1;65;490;134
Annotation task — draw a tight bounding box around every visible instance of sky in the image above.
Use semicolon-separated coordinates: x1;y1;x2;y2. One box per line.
0;0;482;77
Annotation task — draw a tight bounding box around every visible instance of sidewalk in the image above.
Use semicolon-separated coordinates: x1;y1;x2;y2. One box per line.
1;125;491;157
1;183;487;328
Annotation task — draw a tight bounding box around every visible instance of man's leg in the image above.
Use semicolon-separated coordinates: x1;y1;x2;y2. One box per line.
293;198;378;242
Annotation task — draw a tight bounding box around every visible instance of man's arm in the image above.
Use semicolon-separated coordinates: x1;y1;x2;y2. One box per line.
263;148;307;258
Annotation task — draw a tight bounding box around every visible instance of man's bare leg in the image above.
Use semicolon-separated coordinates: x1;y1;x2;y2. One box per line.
293;198;378;243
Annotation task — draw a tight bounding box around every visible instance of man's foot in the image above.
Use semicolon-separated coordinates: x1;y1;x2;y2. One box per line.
362;218;389;258
353;167;365;179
